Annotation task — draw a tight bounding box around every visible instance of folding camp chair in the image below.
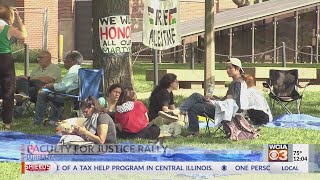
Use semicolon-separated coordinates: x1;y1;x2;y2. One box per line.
203;113;223;136
262;69;311;114
46;68;105;119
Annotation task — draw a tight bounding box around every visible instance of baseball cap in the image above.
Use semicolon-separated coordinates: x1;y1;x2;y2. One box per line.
228;58;244;73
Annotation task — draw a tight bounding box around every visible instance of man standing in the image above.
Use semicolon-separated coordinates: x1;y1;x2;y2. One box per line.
14;51;61;117
33;51;82;125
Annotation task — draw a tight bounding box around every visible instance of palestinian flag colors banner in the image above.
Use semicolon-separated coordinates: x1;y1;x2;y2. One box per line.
143;0;181;50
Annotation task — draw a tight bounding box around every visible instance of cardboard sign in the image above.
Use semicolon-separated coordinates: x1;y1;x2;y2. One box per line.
99;15;131;54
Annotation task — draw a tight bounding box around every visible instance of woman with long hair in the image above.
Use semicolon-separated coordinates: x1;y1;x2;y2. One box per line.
115;87;160;139
148;73;179;122
0;5;27;129
76;96;117;144
99;83;123;120
244;74;272;125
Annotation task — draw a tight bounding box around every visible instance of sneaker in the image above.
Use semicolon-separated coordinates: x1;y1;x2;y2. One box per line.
14;93;30;103
158;111;179;121
2;123;11;130
149;116;174;127
159;125;172;137
168;122;182;137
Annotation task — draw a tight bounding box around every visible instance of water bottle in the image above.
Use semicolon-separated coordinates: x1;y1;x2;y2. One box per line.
206;83;214;98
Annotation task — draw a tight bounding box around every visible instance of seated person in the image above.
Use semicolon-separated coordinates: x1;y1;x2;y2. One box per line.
28;96;116;155
33;51;82;126
158;58;249;136
99;83;122;120
76;96;117;144
14;50;61;116
244;74;273;125
115;87;160;140
148;73;179;123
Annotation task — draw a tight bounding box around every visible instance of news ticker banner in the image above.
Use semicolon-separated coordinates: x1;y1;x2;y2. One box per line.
22;162;309;175
21;144;320;174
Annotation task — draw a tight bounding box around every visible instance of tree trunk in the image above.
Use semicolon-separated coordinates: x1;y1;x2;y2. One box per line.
92;0;134;89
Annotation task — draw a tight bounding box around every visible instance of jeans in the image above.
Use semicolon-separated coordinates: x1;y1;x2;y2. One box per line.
33;90;65;123
178;93;215;133
0;54;15;124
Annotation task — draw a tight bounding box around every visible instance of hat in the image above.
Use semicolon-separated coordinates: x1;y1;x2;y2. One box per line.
229;58;244;73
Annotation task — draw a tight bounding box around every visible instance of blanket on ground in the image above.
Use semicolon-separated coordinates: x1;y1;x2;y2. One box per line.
265;114;320;130
0;132;262;162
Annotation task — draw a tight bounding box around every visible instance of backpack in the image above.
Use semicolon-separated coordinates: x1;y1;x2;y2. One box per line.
221;114;259;141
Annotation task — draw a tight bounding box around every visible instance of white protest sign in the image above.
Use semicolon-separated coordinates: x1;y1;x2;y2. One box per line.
99;15;131;53
143;0;181;50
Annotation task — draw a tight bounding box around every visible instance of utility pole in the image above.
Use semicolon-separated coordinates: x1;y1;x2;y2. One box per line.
204;0;215;94
92;0;134;88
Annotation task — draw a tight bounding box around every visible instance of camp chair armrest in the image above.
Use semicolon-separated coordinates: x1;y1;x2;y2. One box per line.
297;81;313;88
262;82;272;90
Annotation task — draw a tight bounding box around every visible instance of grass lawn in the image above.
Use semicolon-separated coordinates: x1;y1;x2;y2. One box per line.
2;62;320;179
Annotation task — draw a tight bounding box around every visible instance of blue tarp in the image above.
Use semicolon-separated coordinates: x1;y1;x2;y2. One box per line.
0;132;262;162
266;114;320;130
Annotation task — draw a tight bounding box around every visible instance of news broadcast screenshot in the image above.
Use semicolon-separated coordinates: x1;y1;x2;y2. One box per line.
1;0;320;180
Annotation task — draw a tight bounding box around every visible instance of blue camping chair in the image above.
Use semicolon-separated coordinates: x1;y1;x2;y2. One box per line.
45;68;105;119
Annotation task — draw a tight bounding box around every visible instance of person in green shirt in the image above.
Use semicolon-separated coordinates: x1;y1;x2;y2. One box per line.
0;5;27;129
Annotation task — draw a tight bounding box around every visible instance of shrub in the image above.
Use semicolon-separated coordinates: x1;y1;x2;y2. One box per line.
11;43;42;63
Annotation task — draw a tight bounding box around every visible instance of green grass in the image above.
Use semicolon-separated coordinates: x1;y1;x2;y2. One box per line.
3;62;320;179
0;162;20;180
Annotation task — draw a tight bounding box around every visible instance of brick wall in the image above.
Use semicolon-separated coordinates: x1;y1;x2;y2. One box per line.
58;0;74;19
16;0;58;62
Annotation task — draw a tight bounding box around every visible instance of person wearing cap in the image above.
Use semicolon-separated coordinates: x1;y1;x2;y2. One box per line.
158;58;249;136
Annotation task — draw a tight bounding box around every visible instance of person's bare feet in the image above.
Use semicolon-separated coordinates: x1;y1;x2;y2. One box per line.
4;124;11;130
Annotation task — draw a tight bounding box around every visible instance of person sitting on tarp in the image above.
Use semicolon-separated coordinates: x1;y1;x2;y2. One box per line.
244;74;273;125
99;83;122;120
74;96;117;144
115;87;160;140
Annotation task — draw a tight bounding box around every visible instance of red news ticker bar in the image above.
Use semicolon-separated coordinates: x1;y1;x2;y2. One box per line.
21;162;25;174
21;144;25;174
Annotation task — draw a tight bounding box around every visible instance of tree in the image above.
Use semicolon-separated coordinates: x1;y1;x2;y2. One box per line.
92;0;134;89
